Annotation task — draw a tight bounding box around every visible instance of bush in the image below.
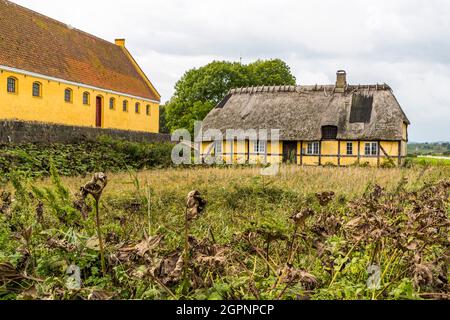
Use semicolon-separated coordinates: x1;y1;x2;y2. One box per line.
0;136;174;182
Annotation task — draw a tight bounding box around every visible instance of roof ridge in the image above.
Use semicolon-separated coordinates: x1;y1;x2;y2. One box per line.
3;0;115;47
229;83;392;95
229;85;298;95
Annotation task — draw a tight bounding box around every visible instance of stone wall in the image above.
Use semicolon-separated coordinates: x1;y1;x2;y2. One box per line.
0;120;171;144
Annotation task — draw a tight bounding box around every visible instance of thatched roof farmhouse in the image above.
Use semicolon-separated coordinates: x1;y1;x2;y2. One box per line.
201;71;410;167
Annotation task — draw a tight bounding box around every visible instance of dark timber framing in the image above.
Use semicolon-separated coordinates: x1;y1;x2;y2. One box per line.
318;141;322;166
300;141;303;165
380;143;396;166
215;152;398;158
357;141;361;164
337;140;341;167
377;140;381;167
201;139;407;167
264;142;268;164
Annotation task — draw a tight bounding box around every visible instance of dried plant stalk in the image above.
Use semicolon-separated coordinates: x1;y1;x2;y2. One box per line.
79;173;108;276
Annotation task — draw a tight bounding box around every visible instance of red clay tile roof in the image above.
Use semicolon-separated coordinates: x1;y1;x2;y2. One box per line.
0;0;160;101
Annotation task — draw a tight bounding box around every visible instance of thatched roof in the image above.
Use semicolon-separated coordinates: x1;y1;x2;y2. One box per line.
202;83;410;141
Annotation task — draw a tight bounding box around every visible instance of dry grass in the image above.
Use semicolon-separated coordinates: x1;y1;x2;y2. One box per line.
51;165;450;200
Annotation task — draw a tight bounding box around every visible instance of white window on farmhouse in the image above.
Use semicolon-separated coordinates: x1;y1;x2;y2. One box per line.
307;142;320;155
364;142;378;156
254;140;266;154
346;142;353;155
214;141;222;154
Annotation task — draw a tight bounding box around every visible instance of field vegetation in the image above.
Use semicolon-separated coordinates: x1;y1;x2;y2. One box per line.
408;142;450;156
408;157;450;167
0;164;449;300
0;136;173;182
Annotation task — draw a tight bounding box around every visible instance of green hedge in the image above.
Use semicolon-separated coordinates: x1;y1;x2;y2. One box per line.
0;135;174;182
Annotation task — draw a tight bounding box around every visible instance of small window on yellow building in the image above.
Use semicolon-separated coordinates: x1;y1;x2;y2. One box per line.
32;82;42;97
307;142;320;155
254;140;267;154
321;126;338;140
135;102;140;114
215;141;222;154
123;100;128;112
109;98;115;110
7;77;17;94
346;142;353;155
83;92;90;105
364;142;378;156
64;88;73;103
146;105;151;116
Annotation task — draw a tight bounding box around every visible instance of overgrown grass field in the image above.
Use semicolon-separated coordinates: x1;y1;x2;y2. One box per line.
1;165;449;300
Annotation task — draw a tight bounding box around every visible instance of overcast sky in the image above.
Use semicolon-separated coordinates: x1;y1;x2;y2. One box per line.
12;0;450;142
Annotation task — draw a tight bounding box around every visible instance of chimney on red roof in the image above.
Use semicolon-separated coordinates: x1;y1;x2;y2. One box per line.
115;39;126;47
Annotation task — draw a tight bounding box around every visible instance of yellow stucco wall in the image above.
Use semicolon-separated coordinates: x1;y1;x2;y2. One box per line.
320;141;339;165
402;123;408;141
201;139;407;167
380;141;399;156
339;141;357;166
0;69;159;133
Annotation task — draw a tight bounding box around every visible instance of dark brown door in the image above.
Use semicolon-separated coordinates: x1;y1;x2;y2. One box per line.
96;96;102;127
283;141;297;164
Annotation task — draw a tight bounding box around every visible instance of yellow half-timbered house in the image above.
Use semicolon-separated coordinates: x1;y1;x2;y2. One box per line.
201;71;409;167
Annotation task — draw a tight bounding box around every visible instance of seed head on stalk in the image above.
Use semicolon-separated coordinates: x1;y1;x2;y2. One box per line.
79;173;108;276
182;191;207;291
186;190;207;222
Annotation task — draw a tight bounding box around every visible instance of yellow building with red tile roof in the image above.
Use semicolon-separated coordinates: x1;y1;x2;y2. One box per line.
0;0;161;133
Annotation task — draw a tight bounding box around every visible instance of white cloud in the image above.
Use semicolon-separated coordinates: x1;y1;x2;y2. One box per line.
11;0;450;141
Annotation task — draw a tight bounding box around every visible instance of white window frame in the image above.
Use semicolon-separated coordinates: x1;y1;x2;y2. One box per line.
214;140;223;155
307;142;320;155
254;140;267;154
346;142;353;155
364;142;378;156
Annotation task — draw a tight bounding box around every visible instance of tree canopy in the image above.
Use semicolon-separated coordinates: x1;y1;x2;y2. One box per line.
164;59;296;133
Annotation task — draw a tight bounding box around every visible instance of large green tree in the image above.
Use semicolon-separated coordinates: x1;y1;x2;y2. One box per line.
164;59;296;133
158;103;170;134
